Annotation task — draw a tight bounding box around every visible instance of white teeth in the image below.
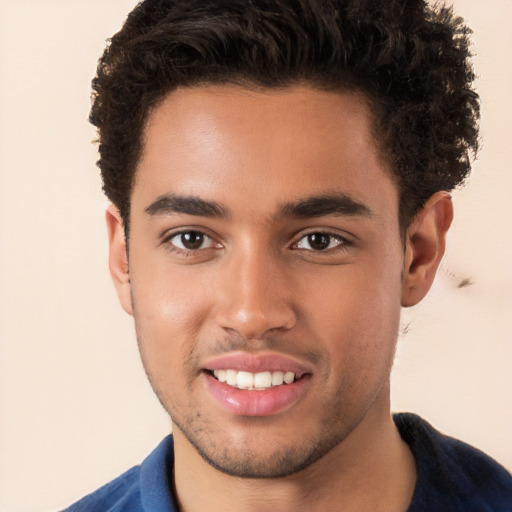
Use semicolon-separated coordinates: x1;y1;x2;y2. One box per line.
214;369;227;383
254;371;272;389
284;371;295;384
271;371;284;386
237;371;254;389
226;369;237;386
211;369;297;389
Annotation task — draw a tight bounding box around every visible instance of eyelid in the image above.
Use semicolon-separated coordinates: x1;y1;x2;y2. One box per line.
161;225;217;242
296;234;342;250
292;228;352;243
170;232;213;250
159;225;353;255
161;226;223;252
290;229;353;252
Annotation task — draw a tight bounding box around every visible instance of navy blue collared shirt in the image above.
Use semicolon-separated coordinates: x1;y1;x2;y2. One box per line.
64;413;512;511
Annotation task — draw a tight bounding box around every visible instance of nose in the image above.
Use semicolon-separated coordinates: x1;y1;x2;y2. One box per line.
213;247;297;340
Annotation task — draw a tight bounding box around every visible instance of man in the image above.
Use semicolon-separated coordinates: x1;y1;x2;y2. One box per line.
66;0;512;510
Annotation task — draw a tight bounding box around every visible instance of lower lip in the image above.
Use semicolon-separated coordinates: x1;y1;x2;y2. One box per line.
204;372;311;416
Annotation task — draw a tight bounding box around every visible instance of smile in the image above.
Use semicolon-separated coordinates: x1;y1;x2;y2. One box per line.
212;369;297;390
202;352;313;416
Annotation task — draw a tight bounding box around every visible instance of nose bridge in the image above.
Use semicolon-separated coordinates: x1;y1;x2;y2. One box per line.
215;240;296;339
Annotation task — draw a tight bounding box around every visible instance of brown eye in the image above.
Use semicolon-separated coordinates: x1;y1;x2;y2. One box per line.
307;233;330;250
170;231;209;250
296;232;343;251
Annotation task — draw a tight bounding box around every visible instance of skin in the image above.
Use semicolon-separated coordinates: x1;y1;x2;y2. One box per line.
107;85;453;511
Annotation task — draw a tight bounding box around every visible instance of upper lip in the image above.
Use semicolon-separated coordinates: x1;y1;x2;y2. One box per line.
202;351;313;377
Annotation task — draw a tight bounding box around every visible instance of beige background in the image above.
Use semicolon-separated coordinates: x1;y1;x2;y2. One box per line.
0;1;511;510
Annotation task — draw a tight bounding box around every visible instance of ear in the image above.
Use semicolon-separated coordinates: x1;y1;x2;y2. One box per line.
401;191;453;307
106;204;133;316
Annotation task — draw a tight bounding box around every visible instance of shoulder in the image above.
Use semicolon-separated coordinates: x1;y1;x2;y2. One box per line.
63;435;177;512
63;466;142;511
394;413;512;512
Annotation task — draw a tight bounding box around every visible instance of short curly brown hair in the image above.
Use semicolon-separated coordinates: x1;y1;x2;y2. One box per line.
90;0;479;235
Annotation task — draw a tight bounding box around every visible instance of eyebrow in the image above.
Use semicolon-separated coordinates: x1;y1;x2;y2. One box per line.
276;193;373;220
144;194;228;218
144;192;372;221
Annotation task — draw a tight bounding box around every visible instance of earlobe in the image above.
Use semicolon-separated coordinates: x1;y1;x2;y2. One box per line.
401;192;453;307
106;204;133;316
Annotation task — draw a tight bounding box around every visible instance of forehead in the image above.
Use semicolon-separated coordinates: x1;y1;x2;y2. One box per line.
133;85;398;221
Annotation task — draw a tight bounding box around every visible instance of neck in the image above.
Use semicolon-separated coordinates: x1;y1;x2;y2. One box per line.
172;392;416;512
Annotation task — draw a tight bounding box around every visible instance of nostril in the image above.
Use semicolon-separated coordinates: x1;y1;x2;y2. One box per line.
215;304;297;340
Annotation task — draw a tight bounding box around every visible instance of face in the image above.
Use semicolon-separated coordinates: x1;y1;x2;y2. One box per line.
115;86;407;477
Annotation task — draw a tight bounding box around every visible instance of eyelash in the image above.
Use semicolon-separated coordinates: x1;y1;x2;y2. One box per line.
163;230;220;256
291;230;352;254
162;229;352;257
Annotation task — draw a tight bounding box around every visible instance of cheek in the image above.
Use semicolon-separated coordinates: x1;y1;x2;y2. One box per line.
129;266;212;375
132;257;210;325
307;256;403;365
